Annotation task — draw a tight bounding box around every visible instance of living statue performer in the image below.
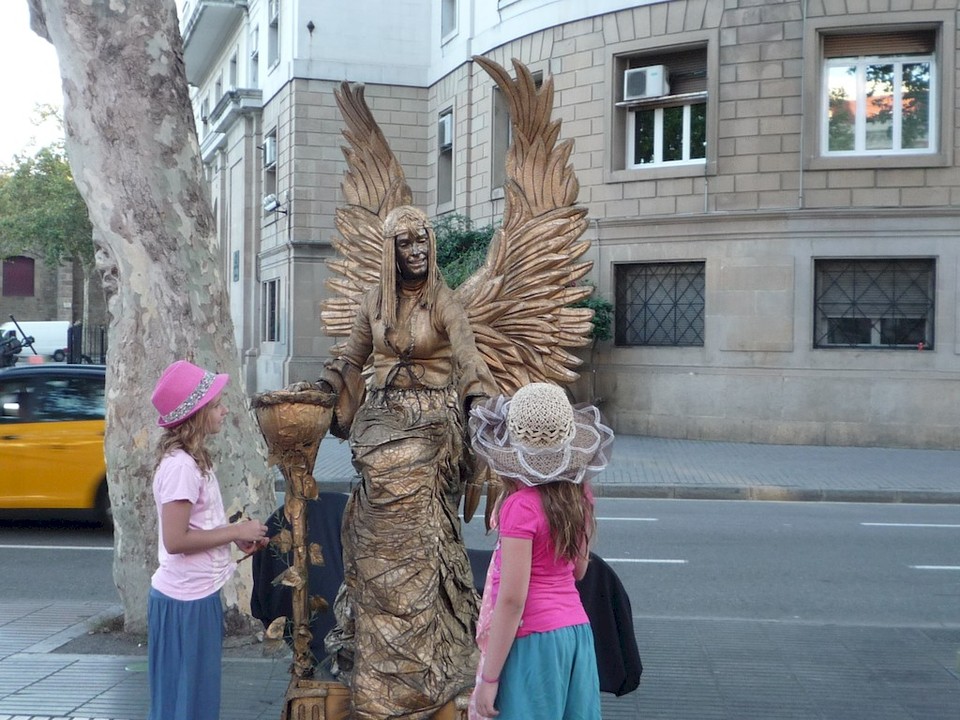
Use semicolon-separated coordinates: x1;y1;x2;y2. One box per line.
315;56;597;719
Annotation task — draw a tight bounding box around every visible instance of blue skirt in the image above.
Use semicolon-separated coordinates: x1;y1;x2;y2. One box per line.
495;623;601;720
148;587;223;720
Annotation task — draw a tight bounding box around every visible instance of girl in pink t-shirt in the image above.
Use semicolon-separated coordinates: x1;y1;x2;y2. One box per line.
148;360;268;720
468;382;614;720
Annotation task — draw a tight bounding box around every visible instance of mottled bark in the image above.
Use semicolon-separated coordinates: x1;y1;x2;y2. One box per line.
29;0;276;632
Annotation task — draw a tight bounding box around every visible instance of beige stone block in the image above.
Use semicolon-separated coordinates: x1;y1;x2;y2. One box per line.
760;114;800;135
721;43;761;65
723;154;760;174
735;173;781;193
676;194;707;214
722;80;761;101
759;153;796;173
760;78;801;98
802;188;851;207
852;188;900;207
721;117;761;138
827;169;875;188
758;190;799;209
715;192;760;211
605;198;643;218
635;196;675;216
901;187;951;206
876;169;925;187
736;97;784;118
658;178;694;196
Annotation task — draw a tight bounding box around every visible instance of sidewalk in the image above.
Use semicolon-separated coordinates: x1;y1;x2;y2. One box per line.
310;433;960;504
2;435;959;720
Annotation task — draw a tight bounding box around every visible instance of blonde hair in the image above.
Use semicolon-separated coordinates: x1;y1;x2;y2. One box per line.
155;402;216;475
378;205;443;328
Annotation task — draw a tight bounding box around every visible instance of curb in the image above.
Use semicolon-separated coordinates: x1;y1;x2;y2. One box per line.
303;480;960;504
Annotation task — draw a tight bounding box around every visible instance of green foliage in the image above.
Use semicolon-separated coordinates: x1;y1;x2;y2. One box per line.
433;213;495;289
572;290;614;343
433;212;614;342
0;144;94;267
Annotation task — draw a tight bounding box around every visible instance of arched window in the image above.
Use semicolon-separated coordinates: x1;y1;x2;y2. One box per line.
2;256;35;297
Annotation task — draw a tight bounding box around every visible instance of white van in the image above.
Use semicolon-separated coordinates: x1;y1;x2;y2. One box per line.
0;321;70;361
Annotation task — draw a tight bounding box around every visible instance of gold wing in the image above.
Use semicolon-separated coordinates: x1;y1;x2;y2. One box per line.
320;82;413;350
458;57;594;396
459;57;597;526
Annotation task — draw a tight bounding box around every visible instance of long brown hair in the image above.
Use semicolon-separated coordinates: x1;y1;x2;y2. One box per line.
497;479;595;562
377;205;443;329
155;403;216;475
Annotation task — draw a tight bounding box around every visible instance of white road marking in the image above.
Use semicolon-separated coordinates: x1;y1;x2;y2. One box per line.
0;544;112;551
862;522;960;528
910;565;960;571
597;517;658;522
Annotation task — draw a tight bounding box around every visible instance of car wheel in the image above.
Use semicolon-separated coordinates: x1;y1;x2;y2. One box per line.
53;349;66;362
96;480;113;529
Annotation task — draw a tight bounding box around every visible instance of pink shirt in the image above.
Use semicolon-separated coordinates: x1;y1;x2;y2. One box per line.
151;449;234;601
490;485;589;637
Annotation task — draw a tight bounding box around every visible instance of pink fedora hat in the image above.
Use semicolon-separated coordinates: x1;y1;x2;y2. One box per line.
152;360;229;428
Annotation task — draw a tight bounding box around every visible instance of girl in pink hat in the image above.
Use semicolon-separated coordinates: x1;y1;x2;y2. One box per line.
148;360;268;720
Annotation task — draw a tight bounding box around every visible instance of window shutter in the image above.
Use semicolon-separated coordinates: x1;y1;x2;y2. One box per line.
823;30;935;58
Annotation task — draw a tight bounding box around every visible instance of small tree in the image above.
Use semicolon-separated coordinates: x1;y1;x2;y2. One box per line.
0;142;99;325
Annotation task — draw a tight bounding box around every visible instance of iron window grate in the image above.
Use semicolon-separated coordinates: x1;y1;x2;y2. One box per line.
615;262;705;346
814;259;935;349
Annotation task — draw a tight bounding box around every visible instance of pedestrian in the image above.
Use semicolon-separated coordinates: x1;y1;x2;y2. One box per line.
467;382;614;719
148;359;268;720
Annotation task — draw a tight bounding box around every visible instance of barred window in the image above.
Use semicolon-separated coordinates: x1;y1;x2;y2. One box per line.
615;262;705;346
814;259;934;349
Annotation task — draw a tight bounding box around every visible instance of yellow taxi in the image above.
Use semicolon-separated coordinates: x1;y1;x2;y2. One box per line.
0;363;109;525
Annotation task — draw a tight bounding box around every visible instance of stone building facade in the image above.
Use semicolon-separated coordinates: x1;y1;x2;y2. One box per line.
181;0;960;449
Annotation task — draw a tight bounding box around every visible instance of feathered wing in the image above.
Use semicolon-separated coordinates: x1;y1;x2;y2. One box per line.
459;57;597;525
320;82;413;352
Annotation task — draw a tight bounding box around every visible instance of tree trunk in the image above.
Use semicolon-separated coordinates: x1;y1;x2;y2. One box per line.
28;0;276;633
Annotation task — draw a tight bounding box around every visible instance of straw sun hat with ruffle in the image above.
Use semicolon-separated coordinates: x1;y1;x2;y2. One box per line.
469;382;614;486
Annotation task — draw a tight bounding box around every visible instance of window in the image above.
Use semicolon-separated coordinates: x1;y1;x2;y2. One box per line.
822;31;935;156
491;73;543;189
263;129;278;210
263;278;280;342
814;259;934;349
229;51;238;88
615;262;705;346
215;72;223;101
2;256;35;297
200;96;209;135
250;26;260;86
441;0;457;41
268;0;280;68
619;47;707;169
437;109;454;208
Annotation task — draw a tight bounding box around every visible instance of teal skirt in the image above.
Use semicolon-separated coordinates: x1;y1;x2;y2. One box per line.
495;623;600;720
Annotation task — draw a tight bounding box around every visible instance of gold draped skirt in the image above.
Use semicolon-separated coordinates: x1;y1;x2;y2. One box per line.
327;386;479;720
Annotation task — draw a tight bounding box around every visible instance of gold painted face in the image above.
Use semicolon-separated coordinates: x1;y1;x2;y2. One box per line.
395;229;430;281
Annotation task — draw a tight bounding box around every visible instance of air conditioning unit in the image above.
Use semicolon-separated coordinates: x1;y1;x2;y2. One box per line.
438;114;453;150
623;65;670;102
263;135;277;168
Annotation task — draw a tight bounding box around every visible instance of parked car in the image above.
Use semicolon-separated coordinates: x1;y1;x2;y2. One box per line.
0;364;109;526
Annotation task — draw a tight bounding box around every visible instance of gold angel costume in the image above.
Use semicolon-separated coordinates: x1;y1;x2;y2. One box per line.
319;57;597;719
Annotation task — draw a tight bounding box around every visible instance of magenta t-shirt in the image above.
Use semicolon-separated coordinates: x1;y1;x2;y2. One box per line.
151;449;234;601
490;485;589;637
